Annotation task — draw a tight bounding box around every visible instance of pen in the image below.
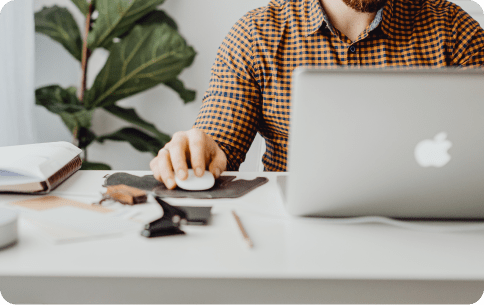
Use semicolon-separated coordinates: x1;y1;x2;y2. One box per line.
231;210;253;249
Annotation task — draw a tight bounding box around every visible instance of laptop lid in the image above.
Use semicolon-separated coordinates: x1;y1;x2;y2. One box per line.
286;67;484;219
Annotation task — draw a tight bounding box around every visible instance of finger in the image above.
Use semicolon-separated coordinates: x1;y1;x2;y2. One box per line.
188;133;206;177
208;146;227;179
150;156;163;182
169;134;189;181
150;150;168;183
155;149;177;189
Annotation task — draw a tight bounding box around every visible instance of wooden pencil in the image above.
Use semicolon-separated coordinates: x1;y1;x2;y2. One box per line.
232;210;253;249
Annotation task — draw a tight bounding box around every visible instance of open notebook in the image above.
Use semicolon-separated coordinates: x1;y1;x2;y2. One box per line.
0;141;82;194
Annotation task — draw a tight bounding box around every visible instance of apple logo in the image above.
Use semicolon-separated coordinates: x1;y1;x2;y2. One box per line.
414;132;452;168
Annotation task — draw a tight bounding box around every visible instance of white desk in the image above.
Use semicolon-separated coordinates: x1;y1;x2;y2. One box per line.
0;170;483;304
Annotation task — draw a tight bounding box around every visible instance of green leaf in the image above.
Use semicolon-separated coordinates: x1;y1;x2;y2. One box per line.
81;161;112;170
71;0;89;16
84;24;196;108
77;127;97;149
164;78;196;104
66;86;78;97
35;6;83;62
103;104;171;143
35;85;94;136
36;85;83;114
87;0;165;49
97;127;165;156
101;9;178;51
59;110;95;133
137;10;178;30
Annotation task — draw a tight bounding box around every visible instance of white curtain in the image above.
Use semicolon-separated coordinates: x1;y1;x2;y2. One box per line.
0;0;35;147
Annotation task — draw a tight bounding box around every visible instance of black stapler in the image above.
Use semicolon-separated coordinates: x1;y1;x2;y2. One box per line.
140;196;188;238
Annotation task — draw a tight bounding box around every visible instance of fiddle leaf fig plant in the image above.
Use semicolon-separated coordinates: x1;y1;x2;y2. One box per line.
34;0;196;170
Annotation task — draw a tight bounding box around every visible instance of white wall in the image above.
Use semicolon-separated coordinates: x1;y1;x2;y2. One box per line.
34;0;269;171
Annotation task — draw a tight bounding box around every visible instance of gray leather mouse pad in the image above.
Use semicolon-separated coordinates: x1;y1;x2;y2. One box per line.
103;173;268;199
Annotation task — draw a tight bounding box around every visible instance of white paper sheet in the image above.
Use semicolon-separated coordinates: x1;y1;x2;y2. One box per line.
0;141;82;180
21;206;143;243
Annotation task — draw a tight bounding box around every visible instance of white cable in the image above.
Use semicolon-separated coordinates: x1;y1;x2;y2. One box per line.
318;216;484;233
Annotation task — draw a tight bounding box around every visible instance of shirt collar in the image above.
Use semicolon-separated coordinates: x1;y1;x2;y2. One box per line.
305;0;396;38
305;0;325;36
381;0;418;39
380;0;394;38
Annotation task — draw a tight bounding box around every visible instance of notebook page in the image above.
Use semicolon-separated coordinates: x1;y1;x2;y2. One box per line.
8;196;143;243
0;170;44;186
21;206;142;243
0;142;82;180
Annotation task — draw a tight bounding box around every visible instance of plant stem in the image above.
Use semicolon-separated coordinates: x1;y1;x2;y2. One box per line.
83;147;88;162
72;126;78;146
75;1;94;149
79;1;94;104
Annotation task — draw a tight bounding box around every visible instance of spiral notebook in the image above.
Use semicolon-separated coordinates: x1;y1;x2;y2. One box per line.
0;141;82;194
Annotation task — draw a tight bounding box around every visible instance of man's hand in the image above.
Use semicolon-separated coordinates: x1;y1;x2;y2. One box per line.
150;128;227;189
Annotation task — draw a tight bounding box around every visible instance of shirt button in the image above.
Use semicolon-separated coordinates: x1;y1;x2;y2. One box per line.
349;46;356;53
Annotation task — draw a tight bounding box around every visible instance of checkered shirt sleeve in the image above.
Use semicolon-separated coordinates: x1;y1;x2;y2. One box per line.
193;12;262;171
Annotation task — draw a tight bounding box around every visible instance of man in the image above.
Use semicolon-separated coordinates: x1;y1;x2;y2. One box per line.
150;0;484;189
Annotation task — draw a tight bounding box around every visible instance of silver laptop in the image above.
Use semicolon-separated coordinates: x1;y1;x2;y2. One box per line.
282;67;484;219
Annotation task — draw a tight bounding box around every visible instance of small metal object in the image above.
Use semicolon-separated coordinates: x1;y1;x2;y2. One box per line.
93;185;147;206
141;196;188;238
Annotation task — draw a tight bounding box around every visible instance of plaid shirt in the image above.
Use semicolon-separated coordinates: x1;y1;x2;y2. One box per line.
193;0;484;172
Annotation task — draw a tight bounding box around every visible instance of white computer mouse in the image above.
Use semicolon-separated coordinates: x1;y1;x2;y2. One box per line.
175;169;215;191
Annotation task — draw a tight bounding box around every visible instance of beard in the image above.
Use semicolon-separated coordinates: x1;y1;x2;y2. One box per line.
342;0;387;13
